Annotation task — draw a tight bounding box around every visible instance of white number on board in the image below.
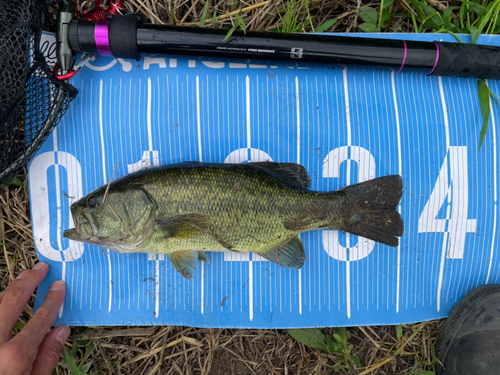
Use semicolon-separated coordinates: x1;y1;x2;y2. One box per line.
30;151;84;262
418;146;476;259
322;146;377;261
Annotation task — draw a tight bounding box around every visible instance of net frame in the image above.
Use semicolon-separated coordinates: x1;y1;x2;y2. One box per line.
0;0;78;185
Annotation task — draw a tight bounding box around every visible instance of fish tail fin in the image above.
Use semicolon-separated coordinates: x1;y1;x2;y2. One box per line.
336;175;404;247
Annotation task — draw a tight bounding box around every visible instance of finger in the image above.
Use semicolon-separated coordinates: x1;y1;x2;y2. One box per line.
31;325;70;375
0;262;49;345
11;280;66;360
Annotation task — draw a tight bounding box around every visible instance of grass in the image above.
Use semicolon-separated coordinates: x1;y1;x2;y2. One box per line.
1;0;499;373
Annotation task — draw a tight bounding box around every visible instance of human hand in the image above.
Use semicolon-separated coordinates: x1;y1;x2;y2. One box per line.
0;262;69;375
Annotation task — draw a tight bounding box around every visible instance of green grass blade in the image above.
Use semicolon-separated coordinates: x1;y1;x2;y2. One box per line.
468;25;480;43
3;177;23;186
68;345;81;357
411;12;419;32
477;78;490;150
324;334;342;353
169;2;176;25
383;0;395;8
275;1;286;31
448;31;464;43
223;26;236;41
468;2;488;15
460;0;467;29
407;0;428;30
410;0;444;28
65;353;81;374
352;355;362;369
84;342;95;359
397;325;403;340
477;0;500;35
236;13;247;33
200;0;210;27
486;3;500;33
443;6;459;20
423;11;440;22
487;86;500;101
304;0;315;32
378;0;385;29
316;18;338;32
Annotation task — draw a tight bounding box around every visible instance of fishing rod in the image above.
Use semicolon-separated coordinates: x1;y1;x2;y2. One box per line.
59;4;500;80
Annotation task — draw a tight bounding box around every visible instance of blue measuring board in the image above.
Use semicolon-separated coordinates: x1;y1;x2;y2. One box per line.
29;32;500;327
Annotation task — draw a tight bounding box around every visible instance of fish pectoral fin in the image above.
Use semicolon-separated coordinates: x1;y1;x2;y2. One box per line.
252;162;311;190
169;251;199;279
197;251;210;264
156;213;210;238
258;236;306;269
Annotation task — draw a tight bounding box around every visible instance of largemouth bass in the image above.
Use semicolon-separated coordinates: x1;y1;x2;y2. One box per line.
63;162;404;279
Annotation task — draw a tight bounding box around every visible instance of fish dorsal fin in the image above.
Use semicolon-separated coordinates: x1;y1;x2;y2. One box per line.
252;162;311;190
258;236;306;269
156;213;210;238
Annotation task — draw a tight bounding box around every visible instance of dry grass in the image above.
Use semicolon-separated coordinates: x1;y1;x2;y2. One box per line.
0;1;445;373
76;0;419;32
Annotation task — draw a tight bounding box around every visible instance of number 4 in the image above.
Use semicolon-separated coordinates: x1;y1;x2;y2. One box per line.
418;146;477;259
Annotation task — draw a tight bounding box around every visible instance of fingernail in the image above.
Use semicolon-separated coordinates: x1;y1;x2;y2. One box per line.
55;326;71;346
33;262;48;271
49;280;66;292
16;270;28;279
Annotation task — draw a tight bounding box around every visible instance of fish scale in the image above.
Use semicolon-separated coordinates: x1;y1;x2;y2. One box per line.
143;165;311;253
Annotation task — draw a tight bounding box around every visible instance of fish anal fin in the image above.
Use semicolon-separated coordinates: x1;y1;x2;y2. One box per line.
168;250;211;279
198;251;210;263
258;236;306;269
252;162;311;190
169;251;199;279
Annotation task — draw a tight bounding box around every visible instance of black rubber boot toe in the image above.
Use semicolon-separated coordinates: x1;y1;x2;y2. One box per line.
436;284;500;375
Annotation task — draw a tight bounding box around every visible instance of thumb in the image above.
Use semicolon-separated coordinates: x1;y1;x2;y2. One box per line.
31;326;70;375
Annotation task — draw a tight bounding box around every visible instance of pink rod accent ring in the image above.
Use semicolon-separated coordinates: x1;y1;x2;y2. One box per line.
95;20;112;56
397;40;407;73
428;42;440;76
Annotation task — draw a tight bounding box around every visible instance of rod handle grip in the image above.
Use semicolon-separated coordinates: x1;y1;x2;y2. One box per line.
433;42;500;79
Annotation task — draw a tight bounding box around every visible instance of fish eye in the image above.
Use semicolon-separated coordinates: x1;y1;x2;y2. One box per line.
87;197;97;208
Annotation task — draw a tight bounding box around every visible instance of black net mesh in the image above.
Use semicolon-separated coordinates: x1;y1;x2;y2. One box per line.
0;0;77;185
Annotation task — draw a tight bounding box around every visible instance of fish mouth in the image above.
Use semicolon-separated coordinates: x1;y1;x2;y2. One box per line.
63;228;79;240
64;205;97;241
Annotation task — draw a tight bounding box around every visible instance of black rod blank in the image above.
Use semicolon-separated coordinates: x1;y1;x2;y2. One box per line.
68;17;500;79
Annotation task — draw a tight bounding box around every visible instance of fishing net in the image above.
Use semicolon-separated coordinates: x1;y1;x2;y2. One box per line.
0;0;77;185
